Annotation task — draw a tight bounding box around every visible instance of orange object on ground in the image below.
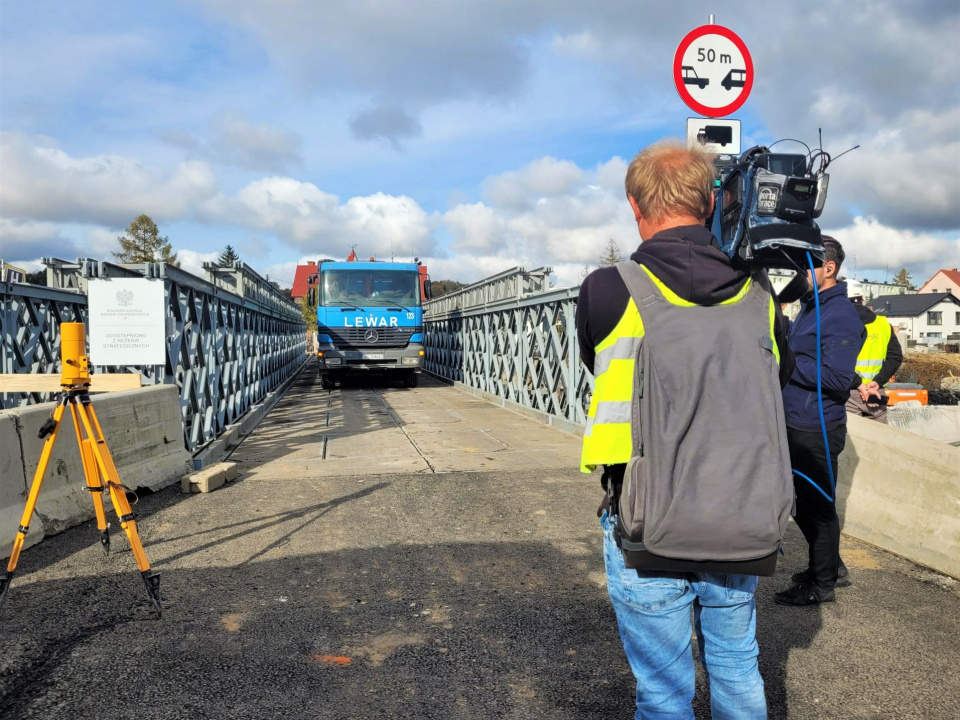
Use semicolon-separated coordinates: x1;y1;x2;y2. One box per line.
885;388;928;406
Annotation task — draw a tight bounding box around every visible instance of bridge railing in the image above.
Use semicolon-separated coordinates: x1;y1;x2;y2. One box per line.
424;268;590;426
1;258;307;452
424;266;553;317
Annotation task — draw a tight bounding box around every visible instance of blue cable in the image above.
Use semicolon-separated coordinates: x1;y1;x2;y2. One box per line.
792;469;833;502
792;251;836;503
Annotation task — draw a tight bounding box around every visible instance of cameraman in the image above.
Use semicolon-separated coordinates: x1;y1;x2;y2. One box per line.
577;141;795;717
846;294;902;424
775;237;864;606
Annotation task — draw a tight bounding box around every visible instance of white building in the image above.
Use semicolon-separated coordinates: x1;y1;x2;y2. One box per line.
868;293;960;345
856;279;908;301
766;271;906;303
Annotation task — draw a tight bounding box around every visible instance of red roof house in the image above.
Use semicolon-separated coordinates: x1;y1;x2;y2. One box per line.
918;268;960;296
291;261;317;303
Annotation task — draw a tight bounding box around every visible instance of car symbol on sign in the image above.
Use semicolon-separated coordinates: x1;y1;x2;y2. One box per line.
721;69;746;91
681;66;709;89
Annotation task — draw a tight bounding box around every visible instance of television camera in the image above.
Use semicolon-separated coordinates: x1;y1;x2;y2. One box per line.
708;141;844;271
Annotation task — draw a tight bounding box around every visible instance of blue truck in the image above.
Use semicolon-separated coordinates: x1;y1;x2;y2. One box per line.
314;260;429;389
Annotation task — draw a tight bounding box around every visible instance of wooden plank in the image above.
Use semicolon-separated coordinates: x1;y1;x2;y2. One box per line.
0;374;143;393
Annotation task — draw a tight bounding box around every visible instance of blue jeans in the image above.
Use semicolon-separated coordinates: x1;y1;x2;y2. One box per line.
602;514;767;720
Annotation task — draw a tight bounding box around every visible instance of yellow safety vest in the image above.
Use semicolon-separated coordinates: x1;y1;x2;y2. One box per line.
855;317;892;384
580;265;777;473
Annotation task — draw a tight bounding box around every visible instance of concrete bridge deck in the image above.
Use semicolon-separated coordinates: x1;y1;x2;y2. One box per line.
1;365;958;719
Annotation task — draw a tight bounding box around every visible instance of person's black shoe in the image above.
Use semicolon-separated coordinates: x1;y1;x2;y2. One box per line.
791;559;848;585
774;582;835;606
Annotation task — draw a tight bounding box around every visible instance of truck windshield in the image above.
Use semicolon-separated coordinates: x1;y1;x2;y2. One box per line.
321;270;421;307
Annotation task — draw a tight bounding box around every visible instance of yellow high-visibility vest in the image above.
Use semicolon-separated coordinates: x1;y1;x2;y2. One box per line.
855;317;893;384
580;265;776;473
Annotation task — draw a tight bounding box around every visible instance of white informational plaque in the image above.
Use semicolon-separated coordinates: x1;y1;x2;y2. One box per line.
88;278;166;365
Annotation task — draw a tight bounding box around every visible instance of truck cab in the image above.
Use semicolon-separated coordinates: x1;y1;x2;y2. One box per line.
315;261;426;389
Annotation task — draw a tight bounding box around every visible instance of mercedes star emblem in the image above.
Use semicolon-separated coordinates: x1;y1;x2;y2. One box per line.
364;329;379;343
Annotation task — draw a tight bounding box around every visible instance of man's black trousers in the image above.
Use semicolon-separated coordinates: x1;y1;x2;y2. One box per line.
787;425;846;590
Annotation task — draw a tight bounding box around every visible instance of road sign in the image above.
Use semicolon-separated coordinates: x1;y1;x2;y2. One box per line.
686;118;741;154
674;24;753;118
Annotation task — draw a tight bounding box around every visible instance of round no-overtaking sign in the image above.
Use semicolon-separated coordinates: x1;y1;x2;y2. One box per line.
674;24;753;118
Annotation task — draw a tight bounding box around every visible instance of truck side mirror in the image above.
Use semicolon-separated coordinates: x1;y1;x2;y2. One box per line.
425;278;433;300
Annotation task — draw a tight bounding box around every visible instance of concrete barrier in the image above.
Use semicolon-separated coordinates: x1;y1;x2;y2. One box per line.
0;414;32;554
0;385;192;558
838;415;960;579
888;404;960;446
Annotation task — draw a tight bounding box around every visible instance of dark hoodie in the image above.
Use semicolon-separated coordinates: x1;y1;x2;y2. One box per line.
577;224;795;385
576;224;795;576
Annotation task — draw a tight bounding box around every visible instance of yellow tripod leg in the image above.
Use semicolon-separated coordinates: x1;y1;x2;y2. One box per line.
0;398;68;611
75;397;161;614
69;401;111;554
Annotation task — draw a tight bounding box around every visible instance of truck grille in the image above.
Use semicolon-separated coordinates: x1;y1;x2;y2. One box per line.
326;326;422;348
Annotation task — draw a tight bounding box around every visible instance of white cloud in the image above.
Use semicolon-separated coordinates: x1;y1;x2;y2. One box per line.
203;178;438;257
443;156;635;272
819;109;960;230
483;156;585;212
84;227;121;257
0;218;123;265
0;133;219;226
0;218;74;262
176;249;220;278
443;203;508;252
0;135;438;261
826;217;960;281
161;112;302;173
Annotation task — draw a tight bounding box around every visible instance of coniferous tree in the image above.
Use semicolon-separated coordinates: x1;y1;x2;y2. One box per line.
113;215;179;266
217;244;241;267
893;268;914;289
599;239;625;267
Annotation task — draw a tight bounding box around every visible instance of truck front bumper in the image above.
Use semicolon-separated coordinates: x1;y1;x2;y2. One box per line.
317;344;424;374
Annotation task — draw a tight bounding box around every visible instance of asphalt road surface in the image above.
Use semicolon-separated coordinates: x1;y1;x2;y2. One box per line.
2;370;958;719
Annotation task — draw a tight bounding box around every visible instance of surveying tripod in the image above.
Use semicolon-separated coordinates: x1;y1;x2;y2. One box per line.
0;323;161;614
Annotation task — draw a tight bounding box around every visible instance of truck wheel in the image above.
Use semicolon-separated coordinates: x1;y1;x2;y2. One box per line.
321;375;336;390
403;371;419;389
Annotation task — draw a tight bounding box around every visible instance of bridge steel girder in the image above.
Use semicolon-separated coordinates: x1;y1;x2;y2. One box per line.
424;281;591;426
1;259;306;454
423;266;553;319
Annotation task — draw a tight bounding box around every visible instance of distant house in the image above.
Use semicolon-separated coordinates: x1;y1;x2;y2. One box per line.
867;292;960;344
918;268;960;297
291;261;318;306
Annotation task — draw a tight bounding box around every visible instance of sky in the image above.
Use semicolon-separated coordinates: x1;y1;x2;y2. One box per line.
1;0;958;289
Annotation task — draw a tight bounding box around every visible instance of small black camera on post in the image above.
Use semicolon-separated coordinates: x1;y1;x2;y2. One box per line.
709;144;832;270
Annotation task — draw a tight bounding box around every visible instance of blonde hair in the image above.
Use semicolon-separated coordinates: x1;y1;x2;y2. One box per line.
624;140;716;223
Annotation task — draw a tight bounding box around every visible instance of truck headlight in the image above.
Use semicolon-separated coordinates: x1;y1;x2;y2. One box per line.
325;358;342;366
401;356;420;366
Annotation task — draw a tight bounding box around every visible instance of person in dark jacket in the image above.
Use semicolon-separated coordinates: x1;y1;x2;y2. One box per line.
576;141;795;717
846;296;903;423
775;237;865;606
